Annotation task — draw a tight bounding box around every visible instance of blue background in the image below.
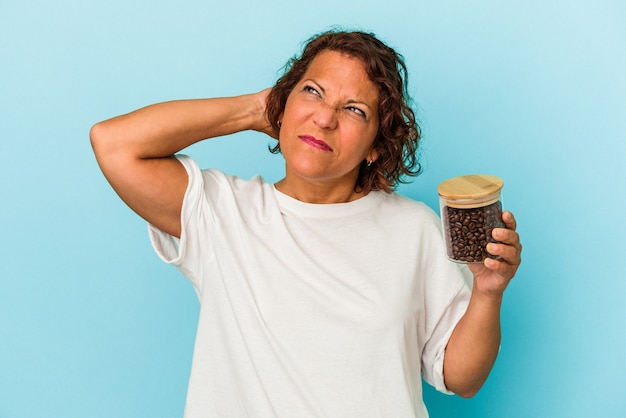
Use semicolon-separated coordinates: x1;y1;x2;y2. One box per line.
1;0;625;417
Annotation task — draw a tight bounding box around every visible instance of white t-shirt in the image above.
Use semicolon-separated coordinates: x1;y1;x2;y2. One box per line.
149;155;472;418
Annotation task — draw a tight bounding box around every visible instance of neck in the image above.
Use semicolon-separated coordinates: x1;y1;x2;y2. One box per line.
274;177;366;204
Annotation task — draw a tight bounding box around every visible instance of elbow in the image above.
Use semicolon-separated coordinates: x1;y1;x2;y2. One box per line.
444;374;486;399
90;120;124;163
448;378;486;399
89;121;126;174
456;387;481;399
89;121;108;155
89;122;104;158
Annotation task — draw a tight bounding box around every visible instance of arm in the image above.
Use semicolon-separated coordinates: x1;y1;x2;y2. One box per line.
442;210;522;397
90;90;273;238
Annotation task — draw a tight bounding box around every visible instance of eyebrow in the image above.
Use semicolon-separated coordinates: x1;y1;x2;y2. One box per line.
345;98;373;111
304;78;374;111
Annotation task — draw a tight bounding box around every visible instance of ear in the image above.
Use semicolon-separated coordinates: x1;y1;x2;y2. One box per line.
366;148;379;164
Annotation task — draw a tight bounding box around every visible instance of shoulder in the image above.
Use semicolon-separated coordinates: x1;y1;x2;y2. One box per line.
200;168;270;198
379;191;440;221
372;191;444;238
174;155;270;196
173;155;275;218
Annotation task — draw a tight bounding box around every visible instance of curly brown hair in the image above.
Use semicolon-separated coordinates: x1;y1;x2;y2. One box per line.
266;29;422;194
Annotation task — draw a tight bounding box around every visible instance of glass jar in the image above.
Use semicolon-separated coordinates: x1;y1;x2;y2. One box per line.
438;174;505;263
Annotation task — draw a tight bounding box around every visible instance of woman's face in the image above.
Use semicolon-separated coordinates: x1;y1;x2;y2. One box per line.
278;50;380;195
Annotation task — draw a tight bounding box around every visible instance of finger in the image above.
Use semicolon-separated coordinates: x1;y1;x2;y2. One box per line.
487;241;522;266
492;227;521;247
501;210;517;231
484;257;517;280
485;247;521;274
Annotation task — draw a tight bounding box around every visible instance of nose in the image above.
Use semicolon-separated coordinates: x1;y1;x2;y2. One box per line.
312;103;338;130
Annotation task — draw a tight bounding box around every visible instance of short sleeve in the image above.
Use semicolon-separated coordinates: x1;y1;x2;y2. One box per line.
418;229;473;394
421;266;472;394
148;154;214;295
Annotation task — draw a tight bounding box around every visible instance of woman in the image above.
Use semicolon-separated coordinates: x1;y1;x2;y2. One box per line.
91;30;522;417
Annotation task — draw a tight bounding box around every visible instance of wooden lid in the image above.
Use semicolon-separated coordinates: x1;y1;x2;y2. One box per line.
438;174;503;200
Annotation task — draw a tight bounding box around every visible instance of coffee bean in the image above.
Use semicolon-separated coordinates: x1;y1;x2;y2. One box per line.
442;201;505;263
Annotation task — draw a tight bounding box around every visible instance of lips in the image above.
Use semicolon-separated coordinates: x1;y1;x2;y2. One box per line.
299;135;333;152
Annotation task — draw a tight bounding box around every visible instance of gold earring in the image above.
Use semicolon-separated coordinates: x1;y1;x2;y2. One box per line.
366;160;373;167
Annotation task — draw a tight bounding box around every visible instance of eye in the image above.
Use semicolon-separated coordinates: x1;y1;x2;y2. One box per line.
346;106;366;118
303;85;321;96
